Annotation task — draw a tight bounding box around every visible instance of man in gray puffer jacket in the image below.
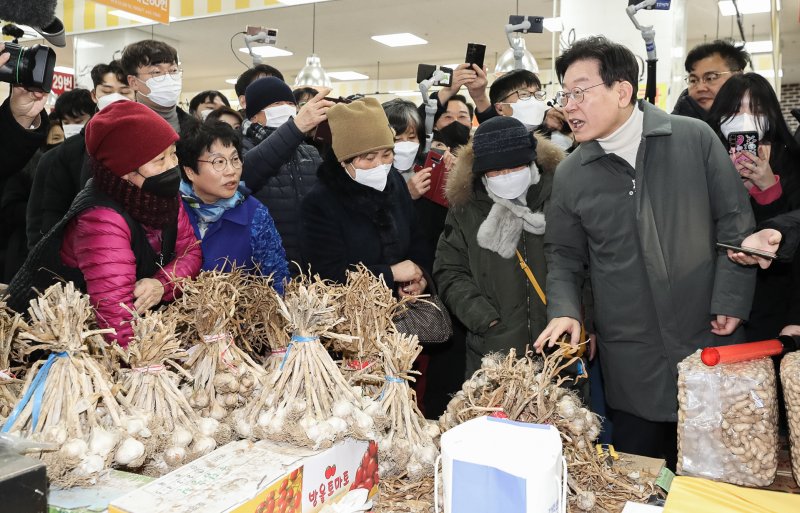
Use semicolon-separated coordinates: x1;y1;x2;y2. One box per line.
240;77;333;268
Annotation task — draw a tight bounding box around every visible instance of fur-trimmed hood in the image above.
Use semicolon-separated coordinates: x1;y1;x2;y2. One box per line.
445;133;565;208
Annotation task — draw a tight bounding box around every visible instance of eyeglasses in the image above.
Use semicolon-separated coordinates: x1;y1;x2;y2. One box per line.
553;83;605;108
197;154;242;173
685;71;738;88
137;68;182;83
500;89;547;103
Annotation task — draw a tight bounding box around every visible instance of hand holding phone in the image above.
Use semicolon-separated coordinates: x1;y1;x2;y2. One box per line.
465;43;486;70
717;242;777;260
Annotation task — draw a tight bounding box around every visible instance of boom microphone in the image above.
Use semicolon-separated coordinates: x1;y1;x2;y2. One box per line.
0;0;58;30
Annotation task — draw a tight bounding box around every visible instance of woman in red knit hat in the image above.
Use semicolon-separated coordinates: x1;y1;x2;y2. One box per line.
7;101;202;346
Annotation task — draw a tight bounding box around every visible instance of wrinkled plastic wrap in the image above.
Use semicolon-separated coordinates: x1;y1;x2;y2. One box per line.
781;351;800;487
677;350;777;487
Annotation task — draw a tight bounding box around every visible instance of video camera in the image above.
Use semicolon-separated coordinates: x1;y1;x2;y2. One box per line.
0;29;57;93
508;15;544;33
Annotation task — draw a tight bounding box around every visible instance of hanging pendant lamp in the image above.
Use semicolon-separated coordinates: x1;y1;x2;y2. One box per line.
495;34;539;76
294;4;331;87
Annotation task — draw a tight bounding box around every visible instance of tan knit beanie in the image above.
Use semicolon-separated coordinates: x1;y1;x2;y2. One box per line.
328;97;395;162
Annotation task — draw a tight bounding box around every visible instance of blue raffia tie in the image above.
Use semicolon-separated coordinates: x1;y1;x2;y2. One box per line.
1;352;68;433
279;335;318;370
379;375;406;400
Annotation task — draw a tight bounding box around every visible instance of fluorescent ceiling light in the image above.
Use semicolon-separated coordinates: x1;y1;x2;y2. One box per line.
238;46;293;57
390;90;421;97
371;33;427;47
441;64;460;70
745;40;773;53
327;71;369;81
718;0;779;16
225;78;238;85
109;10;177;23
543;17;564;32
54;66;75;74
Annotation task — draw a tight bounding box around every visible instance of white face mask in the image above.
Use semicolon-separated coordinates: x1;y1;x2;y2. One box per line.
143;74;182;107
484;167;532;200
719;112;768;141
264;104;297;128
393;141;420;171
62;123;84;139
550;131;573;151
96;92;131;112
506;98;548;129
349;163;392;192
200;109;213;121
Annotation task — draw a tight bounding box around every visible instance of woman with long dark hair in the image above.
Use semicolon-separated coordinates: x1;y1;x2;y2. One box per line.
709;72;800;340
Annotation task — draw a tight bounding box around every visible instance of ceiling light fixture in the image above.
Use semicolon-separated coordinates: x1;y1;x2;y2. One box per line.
495;34;538;75
389;90;421;97
294;3;331;87
327;71;369;81
225;78;238;85
717;0;779;16
744;40;773;53
371;33;428;47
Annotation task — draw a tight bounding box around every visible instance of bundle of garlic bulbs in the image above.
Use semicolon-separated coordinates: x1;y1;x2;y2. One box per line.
3;283;147;487
0;302;22;420
237;275;384;448
375;331;438;480
116;309;222;476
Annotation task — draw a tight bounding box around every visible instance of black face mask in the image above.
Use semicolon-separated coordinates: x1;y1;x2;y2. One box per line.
139;165;181;197
42;143;61;153
436;121;471;149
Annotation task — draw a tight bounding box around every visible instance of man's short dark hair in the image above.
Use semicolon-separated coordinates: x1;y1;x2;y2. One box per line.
177;121;242;181
54;88;96;120
189;90;231;114
555;36;639;105
432;94;474;125
234;64;285;97
489;69;542;105
685;40;749;74
90;60;126;89
293;86;318;105
120;40;179;77
204;106;243;126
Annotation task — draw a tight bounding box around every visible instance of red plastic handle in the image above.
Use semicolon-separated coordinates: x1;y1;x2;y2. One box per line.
701;339;784;366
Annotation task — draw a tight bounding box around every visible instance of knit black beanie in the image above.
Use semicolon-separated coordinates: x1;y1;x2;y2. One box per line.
245;77;296;119
471;116;537;175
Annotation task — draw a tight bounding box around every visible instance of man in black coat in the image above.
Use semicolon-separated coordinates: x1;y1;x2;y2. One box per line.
26;61;135;249
240;77;333;268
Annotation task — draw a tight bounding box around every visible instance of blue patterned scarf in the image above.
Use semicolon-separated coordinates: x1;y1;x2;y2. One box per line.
180;180;246;233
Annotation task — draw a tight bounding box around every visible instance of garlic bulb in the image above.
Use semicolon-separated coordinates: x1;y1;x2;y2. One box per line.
172;427;193;448
125;417;147;436
88;427;118;458
198;417;219;437
164;446;187;466
424;422;441;439
327;416;348;434
191;435;216;455
235;417;253;438
43;426;68;445
209;402;227;420
257;412;271;427
115;437;145;466
61;438;88;460
332;400;354;418
74;454;104;476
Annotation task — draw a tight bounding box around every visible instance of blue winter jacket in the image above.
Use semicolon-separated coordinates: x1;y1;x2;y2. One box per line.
182;195;289;292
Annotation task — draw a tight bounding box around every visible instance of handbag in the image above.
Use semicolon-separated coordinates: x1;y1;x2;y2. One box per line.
393;271;453;344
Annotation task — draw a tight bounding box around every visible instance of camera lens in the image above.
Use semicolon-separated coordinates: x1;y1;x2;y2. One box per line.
0;43;57;93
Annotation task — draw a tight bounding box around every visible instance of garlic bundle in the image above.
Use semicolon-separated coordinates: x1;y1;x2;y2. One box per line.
240;274;381;448
4;283;143;487
116;309;221;476
172;271;267;440
0;302;22;419
375;331;437;480
439;347;650;513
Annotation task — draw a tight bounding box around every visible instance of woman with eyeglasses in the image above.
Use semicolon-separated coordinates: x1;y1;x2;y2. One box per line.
7;102;202;346
709;72;800;341
178;121;289;290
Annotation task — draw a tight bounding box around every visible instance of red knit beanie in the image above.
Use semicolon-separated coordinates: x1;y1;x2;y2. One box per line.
84;101;179;178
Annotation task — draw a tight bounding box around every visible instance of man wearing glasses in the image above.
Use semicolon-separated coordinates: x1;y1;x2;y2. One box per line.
534;36;755;470
121;40;192;134
672;40;750;121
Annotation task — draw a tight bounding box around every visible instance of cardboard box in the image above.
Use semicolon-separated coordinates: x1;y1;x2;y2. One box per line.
109;438;378;513
48;470;154;513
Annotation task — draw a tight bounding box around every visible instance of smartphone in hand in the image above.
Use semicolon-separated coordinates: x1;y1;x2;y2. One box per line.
716;242;776;260
465;43;486;70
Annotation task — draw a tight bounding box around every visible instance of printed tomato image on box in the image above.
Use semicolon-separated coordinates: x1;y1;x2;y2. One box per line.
254;468;303;513
301;440;379;511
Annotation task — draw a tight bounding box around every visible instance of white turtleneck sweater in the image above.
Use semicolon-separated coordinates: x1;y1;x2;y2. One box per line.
597;104;644;170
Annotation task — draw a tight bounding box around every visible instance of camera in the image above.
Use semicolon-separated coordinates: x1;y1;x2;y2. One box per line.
628;0;672;9
0;42;57;93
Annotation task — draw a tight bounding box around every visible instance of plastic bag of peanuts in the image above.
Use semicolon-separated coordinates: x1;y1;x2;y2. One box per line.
781;351;800;486
677;350;778;487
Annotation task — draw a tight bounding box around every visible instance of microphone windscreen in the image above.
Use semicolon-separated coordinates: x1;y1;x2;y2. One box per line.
0;0;58;30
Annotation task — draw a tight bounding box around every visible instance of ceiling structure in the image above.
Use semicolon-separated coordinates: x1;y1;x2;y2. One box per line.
22;0;800;93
